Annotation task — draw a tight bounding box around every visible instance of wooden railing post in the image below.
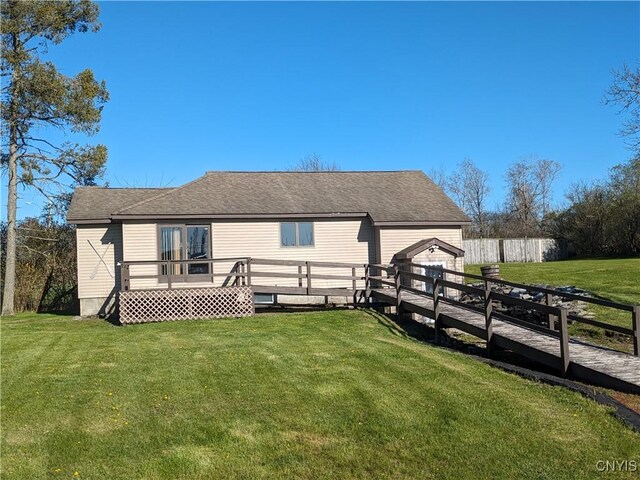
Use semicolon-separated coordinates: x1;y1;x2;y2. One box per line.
364;264;370;305
433;277;442;344
239;261;245;286
632;306;639;356
394;265;403;318
245;258;252;287
352;267;357;292
166;261;172;290
306;262;311;294
484;280;493;357
298;265;303;288
558;308;570;376
545;292;556;331
120;263;130;291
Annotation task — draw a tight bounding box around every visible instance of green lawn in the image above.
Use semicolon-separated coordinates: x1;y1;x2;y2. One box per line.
465;258;640;349
1;311;639;479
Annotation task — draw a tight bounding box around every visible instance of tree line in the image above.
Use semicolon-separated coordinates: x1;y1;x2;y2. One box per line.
431;156;562;239
431;153;639;258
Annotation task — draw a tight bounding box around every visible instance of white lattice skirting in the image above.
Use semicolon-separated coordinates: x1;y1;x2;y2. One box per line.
119;286;254;324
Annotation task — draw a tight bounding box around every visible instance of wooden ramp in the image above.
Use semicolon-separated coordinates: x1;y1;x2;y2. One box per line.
371;288;640;394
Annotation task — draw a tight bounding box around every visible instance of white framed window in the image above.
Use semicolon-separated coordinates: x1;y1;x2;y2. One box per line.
280;222;314;247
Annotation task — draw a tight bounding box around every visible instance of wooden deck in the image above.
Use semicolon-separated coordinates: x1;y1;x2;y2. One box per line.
371;288;640;393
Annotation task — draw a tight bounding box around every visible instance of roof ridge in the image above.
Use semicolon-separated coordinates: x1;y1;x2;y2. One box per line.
114;173;210;215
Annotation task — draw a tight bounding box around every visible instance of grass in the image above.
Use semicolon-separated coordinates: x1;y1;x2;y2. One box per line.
1;310;639;479
465;258;640;350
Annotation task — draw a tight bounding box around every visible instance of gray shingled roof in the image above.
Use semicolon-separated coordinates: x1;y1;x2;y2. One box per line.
67;171;470;225
67;187;172;222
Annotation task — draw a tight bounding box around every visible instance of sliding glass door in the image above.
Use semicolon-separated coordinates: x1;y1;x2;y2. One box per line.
159;224;210;279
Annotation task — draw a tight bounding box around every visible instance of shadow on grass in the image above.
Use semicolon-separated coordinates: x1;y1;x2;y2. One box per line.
364;307;565;378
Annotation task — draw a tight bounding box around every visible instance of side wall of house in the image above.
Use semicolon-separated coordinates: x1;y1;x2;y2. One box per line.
213;219;374;289
76;224;122;316
121;218;375;290
118;221;465;295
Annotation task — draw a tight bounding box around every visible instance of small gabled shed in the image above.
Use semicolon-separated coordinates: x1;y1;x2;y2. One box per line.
394;237;465;298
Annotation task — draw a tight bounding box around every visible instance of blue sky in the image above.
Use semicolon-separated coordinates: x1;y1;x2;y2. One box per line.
6;1;640;219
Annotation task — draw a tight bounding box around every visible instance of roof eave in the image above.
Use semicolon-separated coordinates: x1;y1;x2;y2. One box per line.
67;218;113;225
373;220;471;227
111;212;370;221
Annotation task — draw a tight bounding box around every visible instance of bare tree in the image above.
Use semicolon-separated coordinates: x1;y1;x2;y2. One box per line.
287;154;340;172
446;158;491;237
505;156;561;235
535;158;562;218
427;166;448;190
605;63;640;152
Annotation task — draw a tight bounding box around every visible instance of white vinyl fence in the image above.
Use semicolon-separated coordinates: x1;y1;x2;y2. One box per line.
463;238;567;265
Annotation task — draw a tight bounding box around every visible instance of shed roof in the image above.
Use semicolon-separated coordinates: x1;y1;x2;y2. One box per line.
67;171;470;225
394;237;465;260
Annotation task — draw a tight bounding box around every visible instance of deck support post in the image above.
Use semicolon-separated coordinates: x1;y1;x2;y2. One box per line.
558;308;570;376
306;262;311;295
632;306;639;356
433;277;442;344
166;261;172;290
545;293;556;331
484;280;493;357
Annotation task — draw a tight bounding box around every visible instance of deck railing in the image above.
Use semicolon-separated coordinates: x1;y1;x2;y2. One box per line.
120;257;396;298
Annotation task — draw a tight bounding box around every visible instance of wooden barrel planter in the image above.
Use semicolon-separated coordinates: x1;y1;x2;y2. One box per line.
480;264;500;279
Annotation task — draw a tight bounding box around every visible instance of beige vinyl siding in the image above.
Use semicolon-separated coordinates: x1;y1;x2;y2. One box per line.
76;224;122;299
380;226;464;281
122;222;159;290
379;226;463;267
121;218;374;290
119;222;467;289
212;219;375;289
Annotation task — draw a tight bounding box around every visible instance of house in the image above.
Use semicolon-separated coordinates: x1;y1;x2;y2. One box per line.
67;170;470;316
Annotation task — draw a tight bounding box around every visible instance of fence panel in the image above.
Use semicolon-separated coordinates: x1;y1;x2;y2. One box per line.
463;238;567;264
463;238;501;264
